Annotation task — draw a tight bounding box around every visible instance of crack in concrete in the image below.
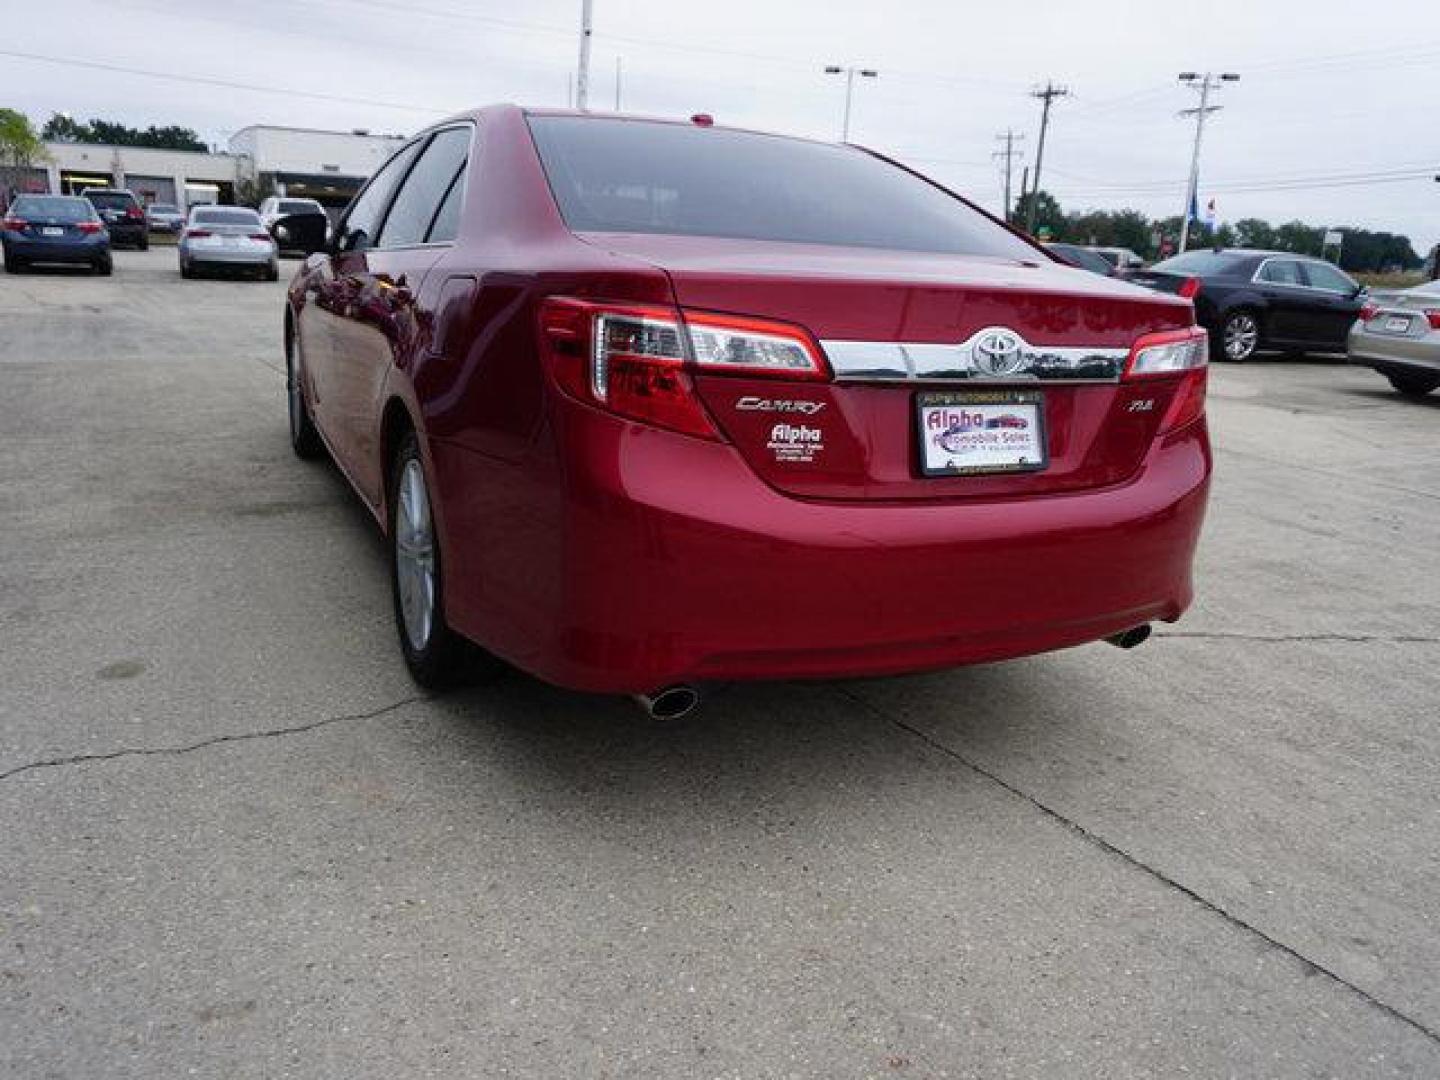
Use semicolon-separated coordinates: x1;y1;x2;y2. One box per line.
835;686;1440;1049
1157;630;1439;645
0;694;427;783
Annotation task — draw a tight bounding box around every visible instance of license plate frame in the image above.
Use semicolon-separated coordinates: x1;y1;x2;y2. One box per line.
1382;315;1413;334
916;389;1048;477
41;226;64;237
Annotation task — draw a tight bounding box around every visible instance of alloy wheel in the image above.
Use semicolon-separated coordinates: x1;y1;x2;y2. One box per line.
395;458;437;652
1224;313;1259;360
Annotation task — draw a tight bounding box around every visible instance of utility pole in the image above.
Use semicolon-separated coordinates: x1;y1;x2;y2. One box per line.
1177;71;1239;253
575;0;594;111
614;56;622;111
993;129;1024;221
1025;82;1069;234
823;65;878;142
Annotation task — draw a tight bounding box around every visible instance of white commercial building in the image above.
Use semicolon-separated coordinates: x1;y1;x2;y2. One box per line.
229;125;407;211
12;125;404;212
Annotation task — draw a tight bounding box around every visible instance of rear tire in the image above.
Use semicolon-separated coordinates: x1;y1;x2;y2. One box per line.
5;254;23;273
265;262;279;282
1387;372;1440;398
137;236;149;252
1217;310;1261;362
389;432;469;689
94;255;112;276
285;327;324;460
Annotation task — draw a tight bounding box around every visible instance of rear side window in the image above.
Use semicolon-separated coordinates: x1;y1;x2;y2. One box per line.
528;116;1038;259
338;140;423;253
1258;260;1304;286
378;127;470;248
278;199;321;215
427;171;464;243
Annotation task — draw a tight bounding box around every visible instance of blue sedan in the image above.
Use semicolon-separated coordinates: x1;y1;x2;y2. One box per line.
2;194;112;275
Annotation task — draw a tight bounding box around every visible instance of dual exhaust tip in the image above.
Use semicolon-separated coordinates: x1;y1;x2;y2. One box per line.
634;626;1151;718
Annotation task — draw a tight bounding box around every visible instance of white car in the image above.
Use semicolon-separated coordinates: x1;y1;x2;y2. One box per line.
178;205;278;280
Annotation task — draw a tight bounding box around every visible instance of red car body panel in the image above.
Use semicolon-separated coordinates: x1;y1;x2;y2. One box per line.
288;105;1212;695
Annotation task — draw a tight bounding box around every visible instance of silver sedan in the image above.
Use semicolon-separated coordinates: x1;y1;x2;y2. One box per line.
1347;282;1440;397
178;205;278;281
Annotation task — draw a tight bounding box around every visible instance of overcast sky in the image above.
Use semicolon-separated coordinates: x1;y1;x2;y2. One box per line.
4;0;1437;251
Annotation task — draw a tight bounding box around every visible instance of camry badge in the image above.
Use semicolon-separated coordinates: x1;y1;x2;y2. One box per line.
736;396;825;415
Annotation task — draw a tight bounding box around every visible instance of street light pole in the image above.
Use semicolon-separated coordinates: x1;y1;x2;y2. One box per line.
1177;71;1239;254
824;65;878;142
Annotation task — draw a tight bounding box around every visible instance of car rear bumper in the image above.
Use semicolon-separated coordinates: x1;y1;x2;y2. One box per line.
436;401;1212;694
182;246;275;266
3;234;108;263
1348;325;1440;374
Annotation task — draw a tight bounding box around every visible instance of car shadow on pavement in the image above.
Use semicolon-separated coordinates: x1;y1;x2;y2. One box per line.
1341;387;1440;410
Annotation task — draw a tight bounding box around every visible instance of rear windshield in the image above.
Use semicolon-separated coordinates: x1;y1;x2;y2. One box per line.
1150;251;1249;276
193;207;261;226
278;200;322;214
12;196;95;221
528;116;1039;260
85;192;137;210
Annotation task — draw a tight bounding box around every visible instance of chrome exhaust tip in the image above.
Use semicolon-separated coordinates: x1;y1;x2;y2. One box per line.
1105;624;1153;649
634;685;701;720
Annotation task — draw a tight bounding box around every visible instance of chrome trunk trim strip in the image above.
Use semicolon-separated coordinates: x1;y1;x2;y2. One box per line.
820;327;1129;383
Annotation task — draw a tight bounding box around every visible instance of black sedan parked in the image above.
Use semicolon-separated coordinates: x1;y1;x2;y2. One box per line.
1128;249;1365;361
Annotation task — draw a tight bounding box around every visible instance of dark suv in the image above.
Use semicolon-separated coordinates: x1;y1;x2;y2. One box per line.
81;188;148;250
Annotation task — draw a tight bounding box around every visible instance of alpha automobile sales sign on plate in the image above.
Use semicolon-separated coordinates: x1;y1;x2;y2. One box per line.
916;389;1048;477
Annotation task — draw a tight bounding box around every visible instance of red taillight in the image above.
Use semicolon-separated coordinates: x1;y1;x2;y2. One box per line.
1125;327;1208;434
2;216;26;231
184;229;212;239
538;298;829;440
1177;276;1201;300
1359;303;1380;322
1426;310;1440;331
126;206;144;220
77;221;103;234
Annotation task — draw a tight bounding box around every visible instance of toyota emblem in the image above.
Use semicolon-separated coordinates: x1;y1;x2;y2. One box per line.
971;328;1026;377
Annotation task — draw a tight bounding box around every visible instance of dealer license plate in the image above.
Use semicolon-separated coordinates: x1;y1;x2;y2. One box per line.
1382;315;1412;334
916;389;1048;477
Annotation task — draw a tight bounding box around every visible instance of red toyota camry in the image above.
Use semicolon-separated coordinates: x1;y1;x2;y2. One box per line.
284;105;1211;716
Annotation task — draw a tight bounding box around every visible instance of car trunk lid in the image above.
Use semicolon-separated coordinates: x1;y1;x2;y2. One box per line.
580;234;1198;501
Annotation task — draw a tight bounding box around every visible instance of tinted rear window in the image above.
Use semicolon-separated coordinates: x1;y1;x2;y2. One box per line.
528;116;1038;259
278;200;321;214
13;196;95;221
85;192;137;210
194;208;260;226
1150;251;1250;276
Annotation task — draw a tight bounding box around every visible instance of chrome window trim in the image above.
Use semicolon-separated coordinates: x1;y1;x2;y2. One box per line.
821;328;1130;383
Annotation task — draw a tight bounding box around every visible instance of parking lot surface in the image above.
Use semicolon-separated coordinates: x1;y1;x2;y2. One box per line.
3;247;1438;1078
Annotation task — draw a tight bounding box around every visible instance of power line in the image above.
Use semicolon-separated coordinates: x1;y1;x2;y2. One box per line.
0;49;450;115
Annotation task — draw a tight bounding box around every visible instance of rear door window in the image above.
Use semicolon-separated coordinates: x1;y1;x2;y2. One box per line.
378;126;470;248
1301;261;1356;294
1257;259;1305;286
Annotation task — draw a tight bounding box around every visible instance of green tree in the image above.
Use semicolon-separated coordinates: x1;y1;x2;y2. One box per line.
1273;220;1323;256
1232;219;1276;249
40;115;206;151
0;108;45;168
1010;189;1066;239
